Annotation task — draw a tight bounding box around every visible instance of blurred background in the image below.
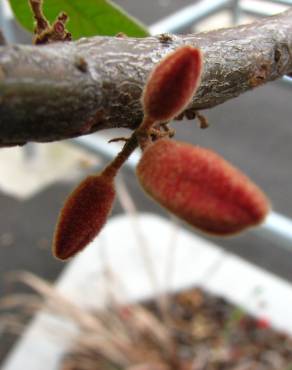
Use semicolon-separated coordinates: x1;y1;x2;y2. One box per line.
0;0;292;364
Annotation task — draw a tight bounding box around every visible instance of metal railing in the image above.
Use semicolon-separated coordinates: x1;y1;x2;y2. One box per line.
149;0;232;34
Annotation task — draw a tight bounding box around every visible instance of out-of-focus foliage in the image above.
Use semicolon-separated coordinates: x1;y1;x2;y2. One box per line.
8;0;149;39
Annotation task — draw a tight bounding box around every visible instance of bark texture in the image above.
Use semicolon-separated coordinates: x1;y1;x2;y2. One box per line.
0;9;292;147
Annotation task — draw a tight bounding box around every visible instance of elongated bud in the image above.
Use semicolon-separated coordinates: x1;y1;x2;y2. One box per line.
142;46;203;123
137;139;269;235
53;175;115;260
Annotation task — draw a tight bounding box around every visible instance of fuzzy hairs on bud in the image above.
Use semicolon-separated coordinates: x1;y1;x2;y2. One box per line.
137;139;269;235
53;175;115;260
142;46;203;123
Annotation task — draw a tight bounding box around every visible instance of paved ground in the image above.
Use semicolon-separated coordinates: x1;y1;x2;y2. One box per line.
1;0;292;364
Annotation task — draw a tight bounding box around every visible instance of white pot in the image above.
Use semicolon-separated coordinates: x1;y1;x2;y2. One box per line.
3;213;292;370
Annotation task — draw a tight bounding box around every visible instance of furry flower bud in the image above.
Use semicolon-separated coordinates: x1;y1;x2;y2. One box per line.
142;46;203;122
137;139;269;235
53;175;115;260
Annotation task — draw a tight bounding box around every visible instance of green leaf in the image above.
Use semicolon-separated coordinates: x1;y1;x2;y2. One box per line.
8;0;149;39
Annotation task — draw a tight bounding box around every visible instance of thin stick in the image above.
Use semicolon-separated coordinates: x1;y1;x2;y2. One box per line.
159;216;180;324
101;133;138;179
115;176;176;356
115;176;160;294
29;0;49;34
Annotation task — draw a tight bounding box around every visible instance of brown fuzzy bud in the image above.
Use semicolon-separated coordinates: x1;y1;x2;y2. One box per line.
137;139;269;235
53;175;115;260
142;46;203;122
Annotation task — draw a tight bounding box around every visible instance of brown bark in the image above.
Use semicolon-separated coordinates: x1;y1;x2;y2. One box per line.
0;9;291;147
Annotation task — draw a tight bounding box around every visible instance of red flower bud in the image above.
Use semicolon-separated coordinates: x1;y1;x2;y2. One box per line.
256;317;270;329
53;175;115;260
137;139;269;235
142;46;203;122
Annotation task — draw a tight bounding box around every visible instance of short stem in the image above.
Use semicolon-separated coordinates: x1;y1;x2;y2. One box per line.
29;0;49;34
101;132;138;179
138;115;156;132
135;115;157;151
136;132;152;151
101;115;156;179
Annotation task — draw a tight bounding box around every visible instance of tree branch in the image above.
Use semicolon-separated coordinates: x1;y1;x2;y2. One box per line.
0;9;292;147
